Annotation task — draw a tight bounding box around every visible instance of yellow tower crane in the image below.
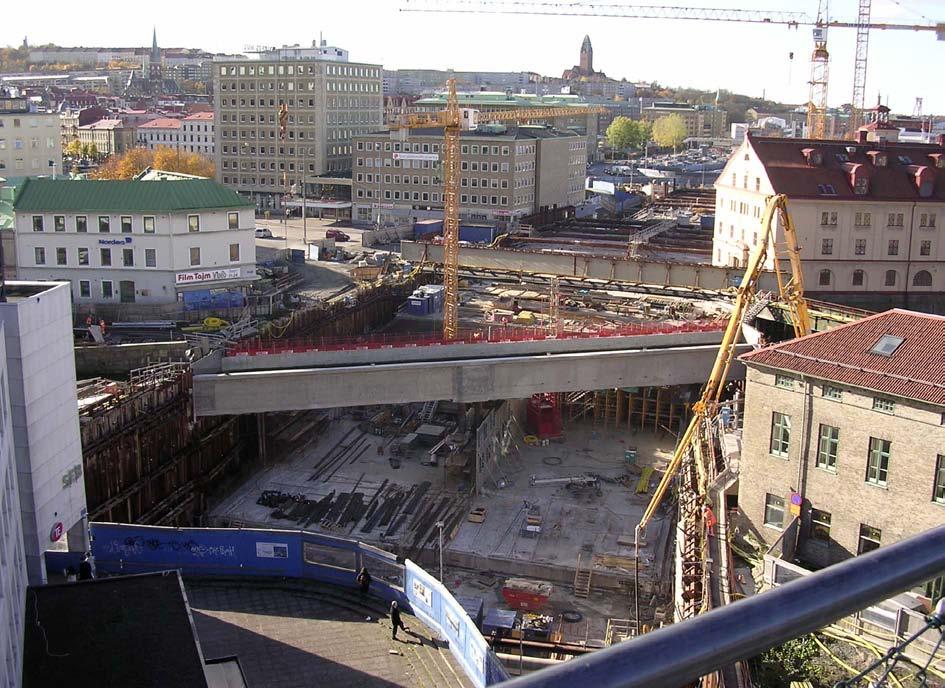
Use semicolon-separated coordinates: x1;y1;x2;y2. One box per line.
388;79;604;339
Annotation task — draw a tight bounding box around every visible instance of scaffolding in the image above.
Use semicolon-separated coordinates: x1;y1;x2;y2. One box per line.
581;387;691;434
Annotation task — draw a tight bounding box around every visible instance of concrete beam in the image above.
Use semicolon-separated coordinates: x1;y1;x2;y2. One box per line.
194;343;750;416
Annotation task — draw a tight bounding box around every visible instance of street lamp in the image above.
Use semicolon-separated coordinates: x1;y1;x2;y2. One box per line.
435;520;445;582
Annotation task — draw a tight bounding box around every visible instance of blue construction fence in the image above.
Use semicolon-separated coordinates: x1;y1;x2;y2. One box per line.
90;523;509;687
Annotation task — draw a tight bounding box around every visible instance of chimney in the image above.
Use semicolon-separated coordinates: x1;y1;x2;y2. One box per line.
857;129;868;144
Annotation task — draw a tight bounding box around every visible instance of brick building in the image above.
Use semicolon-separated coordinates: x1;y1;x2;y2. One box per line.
737;310;945;581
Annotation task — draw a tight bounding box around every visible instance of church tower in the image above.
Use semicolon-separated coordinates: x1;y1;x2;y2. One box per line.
579;35;593;74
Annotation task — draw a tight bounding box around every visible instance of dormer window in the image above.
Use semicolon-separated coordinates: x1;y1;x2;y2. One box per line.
866;150;887;167
817;183;836;196
802;148;823;166
906;165;935;198
853;177;869;195
897;155;913;165
928;153;945;169
835;152;849;163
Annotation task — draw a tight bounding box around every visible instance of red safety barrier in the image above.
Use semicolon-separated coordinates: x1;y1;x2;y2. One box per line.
225;319;727;358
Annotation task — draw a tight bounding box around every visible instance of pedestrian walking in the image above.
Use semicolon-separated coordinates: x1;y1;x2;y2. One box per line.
77;554;94;581
356;567;372;596
390;601;408;640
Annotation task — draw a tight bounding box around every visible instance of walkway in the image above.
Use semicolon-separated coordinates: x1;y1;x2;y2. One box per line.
186;579;471;688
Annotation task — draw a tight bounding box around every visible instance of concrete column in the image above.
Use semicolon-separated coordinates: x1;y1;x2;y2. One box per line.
257;413;267;466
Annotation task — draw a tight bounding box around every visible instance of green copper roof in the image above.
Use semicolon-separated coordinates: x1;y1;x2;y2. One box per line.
12;178;253;213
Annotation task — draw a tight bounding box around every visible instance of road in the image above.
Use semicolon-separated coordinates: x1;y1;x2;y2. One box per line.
252;217;376;252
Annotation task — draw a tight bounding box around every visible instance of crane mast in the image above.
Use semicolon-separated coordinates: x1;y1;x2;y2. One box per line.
807;0;830;140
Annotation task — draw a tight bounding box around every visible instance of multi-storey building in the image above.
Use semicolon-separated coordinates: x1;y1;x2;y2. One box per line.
713;131;945;310
383;69;536;96
77;118;135;156
0;96;62;176
737;309;945;589
137;113;214;156
213;40;383;210
11;178;256;305
350;126;586;226
641;102;728;140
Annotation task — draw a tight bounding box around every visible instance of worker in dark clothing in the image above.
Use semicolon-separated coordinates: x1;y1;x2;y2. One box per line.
356;567;372;595
390;601;408;640
77;555;94;581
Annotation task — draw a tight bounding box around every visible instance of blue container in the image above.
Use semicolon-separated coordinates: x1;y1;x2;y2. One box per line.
456;595;485;629
459;224;498;244
483;608;518;636
700;214;715;229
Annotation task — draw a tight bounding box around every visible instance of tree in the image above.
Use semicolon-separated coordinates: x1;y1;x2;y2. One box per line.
651;114;688;150
605;117;649;153
64;139;83;158
90;146;215;180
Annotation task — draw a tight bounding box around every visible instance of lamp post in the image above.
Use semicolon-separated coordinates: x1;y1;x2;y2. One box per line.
435;520;445;582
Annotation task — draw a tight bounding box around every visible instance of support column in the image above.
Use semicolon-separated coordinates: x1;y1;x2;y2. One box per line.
257;413;267;466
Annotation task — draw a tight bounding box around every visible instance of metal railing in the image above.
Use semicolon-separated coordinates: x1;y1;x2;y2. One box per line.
502;525;945;688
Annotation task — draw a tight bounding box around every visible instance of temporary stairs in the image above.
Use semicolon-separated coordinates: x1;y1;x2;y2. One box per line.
573;553;593;599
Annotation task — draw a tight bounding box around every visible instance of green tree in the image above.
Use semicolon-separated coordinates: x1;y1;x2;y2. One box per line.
605;117;648;153
64;139;83;158
651;114;688;150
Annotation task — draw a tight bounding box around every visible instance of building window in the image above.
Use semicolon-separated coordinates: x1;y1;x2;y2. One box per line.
933;455;945;504
820;211;837;226
854;212;871;227
100;248;111;266
121;216;132;234
228;212;239;230
919;212;936;228
866;437;891;486
852;270;865;287
122;248;134;267
857;524;881;554
764;493;785;529
872;397;894;414
887;239;899;256
56;247;66;265
99;216;110;233
884;270;897;287
854;239;866;255
821;238;833;255
101;280;113;299
54;215;65;232
823;385;842;400
920;240;932;256
190;247;201;266
76;216;87;233
769;411;791;457
818;269;832;286
77;247;89;266
775;374;794;389
145;249;156;268
79;280;90;298
34;247;45;265
912;270;932;287
32;215;43;231
811;509;831;542
143;216;155;234
816;425;839;471
887;212;904;227
188;215;200;232
229;243;240;262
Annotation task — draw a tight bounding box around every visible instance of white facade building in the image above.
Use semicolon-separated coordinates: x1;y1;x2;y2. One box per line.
137;113;214;156
714;132;945;307
0;97;62;177
0;282;87;587
12;178;257;305
0;319;26;688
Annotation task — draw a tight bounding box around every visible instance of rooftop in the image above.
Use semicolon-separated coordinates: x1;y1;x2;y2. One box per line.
22;572;208;688
12;177;253;212
740;309;945;406
184;112;214;121
138;117;182;129
741;134;945;201
360;125;580;140
416;92;585;107
79;118;124;130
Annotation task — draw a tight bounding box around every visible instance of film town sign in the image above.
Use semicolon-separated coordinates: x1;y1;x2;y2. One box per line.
175;268;241;285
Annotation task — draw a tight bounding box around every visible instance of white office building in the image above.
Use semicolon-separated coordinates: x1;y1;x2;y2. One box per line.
0;96;62;177
11;178;257;305
137;112;214;156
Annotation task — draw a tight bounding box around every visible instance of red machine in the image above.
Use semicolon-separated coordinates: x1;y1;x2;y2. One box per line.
526;393;562;440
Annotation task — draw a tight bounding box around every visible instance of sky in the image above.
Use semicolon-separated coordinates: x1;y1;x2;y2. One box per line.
4;0;943;114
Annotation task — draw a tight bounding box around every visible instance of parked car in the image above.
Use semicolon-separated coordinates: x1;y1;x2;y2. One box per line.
325;229;350;241
254;227;273;238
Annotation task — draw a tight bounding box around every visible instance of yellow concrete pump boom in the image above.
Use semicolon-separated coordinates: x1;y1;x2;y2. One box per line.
637;194;811;535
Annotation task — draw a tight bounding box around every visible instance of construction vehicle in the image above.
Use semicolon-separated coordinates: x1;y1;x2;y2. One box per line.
388;80;604;339
406;1;944;139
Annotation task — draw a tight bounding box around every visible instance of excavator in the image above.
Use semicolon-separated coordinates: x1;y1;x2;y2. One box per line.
633;193;812;628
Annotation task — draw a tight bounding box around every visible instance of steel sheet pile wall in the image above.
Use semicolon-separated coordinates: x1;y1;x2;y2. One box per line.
90;523;509;688
81;365;244;525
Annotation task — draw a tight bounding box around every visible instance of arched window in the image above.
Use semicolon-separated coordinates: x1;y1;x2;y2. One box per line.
884;270;897;287
818;269;832;286
913;270;933;287
852;270;865;287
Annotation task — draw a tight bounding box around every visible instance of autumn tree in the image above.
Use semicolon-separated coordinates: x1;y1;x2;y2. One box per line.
651;114;688;150
90;146;215;180
605;117;649;154
64;139;83;158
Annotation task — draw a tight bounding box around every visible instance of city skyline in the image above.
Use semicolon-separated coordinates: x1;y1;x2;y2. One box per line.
4;0;944;114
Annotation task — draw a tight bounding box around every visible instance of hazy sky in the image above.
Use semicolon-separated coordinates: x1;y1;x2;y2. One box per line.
5;0;943;114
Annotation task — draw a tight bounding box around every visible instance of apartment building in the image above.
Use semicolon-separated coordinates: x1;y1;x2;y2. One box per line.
77;118;135;156
714;132;945;310
137;112;214;155
350;126;586;226
737;309;945;585
213;40;383;210
11;178;256;305
0;96;61;176
641;102;728;139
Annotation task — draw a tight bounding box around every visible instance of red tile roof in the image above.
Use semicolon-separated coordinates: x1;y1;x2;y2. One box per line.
747;134;945;202
183;112;213;121
138;118;182;129
740;309;945;406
